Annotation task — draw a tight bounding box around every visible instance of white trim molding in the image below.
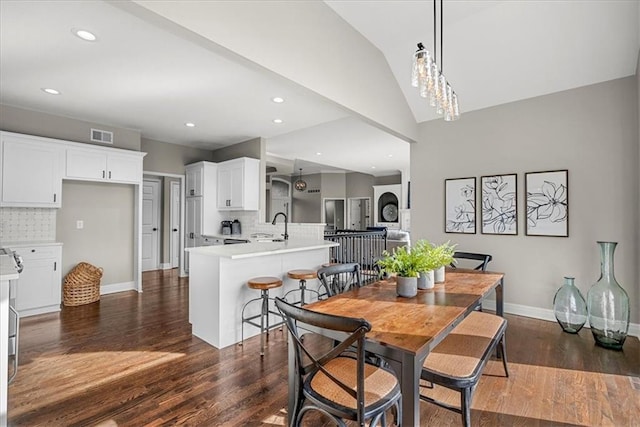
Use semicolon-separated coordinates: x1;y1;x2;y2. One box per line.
483;300;639;338
100;281;136;295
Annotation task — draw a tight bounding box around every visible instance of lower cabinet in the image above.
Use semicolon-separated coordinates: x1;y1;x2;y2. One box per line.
14;244;62;317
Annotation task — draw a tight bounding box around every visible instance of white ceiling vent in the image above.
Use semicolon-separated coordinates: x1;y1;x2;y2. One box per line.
90;128;113;144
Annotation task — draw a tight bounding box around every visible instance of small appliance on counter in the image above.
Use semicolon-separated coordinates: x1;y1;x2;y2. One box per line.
221;220;232;235
231;219;241;235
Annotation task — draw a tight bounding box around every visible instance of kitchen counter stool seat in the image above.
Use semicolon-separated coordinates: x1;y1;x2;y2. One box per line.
284;269;319;306
240;276;284;356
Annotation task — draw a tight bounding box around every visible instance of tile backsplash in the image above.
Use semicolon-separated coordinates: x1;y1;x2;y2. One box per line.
0;207;56;242
222;211;325;240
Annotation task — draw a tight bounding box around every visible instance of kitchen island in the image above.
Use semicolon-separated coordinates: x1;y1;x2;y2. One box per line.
186;239;338;349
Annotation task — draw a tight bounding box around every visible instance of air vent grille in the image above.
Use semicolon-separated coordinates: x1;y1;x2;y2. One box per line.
90;128;113;144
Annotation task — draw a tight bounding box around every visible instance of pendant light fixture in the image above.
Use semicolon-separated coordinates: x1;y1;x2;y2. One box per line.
294;168;307;192
411;0;459;121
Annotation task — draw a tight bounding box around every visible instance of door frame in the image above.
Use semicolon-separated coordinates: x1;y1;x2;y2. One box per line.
143;171;186;277
321;197;346;231
170;180;181;269
142;177;162;272
347;197;371;230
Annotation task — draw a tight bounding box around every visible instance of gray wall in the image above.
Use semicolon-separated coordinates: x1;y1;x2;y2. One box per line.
321;173;346;199
291;173;321;223
142;138;213;174
0;104;141;150
57;181;134;284
411;76;639;324
374;174;401;185
210;137;261;161
346;172;374;201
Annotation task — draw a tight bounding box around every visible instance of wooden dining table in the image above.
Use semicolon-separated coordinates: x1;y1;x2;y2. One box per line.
287;269;504;427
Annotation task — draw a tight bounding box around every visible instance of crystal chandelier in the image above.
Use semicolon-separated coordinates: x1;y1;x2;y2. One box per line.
411;0;460;121
294;168;307;192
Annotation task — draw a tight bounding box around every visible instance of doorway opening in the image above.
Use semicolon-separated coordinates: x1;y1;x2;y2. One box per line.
347;197;371;230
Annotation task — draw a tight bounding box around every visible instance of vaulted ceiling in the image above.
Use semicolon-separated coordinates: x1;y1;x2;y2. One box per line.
1;1;637;177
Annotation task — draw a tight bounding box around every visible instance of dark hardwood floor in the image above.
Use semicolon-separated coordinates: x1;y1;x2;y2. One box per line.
8;269;640;426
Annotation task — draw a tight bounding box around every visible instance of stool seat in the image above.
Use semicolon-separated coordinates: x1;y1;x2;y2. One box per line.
287;269;318;280
321;262;340;268
248;277;283;290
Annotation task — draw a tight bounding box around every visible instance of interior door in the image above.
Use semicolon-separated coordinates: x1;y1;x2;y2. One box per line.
170;181;180;269
142;179;160;271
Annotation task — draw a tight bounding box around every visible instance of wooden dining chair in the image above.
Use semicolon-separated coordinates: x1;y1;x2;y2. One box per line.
275;297;402;427
317;263;362;298
450;252;493;271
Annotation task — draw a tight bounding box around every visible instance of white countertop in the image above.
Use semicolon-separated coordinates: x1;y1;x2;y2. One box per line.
0;257;19;281
187;239;338;259
2;241;63;249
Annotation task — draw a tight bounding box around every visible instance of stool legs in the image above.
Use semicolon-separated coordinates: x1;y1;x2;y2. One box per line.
240;289;284;356
284;278;321;306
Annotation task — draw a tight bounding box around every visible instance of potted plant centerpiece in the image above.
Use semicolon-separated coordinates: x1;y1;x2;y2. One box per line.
431;241;457;283
377;245;420;297
413;240;439;289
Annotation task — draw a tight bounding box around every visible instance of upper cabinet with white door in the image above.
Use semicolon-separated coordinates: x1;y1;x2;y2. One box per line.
65;145;144;184
217;157;259;211
0;131;64;208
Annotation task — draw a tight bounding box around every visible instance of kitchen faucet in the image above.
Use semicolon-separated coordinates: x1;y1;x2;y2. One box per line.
271;212;289;241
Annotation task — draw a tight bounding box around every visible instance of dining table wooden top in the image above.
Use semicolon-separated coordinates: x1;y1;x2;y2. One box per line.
305;270;504;357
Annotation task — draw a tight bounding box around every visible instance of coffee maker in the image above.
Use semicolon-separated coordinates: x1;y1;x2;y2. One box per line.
221;220;232;235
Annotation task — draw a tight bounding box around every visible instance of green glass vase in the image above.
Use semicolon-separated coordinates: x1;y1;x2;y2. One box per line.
586;242;630;350
553;277;587;333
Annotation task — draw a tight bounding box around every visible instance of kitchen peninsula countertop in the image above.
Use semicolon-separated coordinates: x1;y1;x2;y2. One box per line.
187;239;337;260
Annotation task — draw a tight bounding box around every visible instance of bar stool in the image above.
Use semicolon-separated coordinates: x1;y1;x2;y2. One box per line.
284;269;319;306
240;276;284;356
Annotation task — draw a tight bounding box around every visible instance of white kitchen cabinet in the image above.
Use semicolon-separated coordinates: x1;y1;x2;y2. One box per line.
0;132;63;208
185;196;203;273
186;165;203;197
65;146;143;184
184;162;221;258
12;244;62;317
216;157;259;211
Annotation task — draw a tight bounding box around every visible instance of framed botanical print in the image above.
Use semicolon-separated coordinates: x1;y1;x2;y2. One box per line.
525;170;568;237
445;177;476;234
481;174;517;235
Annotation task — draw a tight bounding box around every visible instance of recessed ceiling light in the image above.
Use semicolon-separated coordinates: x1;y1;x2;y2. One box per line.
185;122;196;128
371;166;377;169
73;29;97;42
388;154;393;158
316;152;322;156
41;88;61;95
273;119;283;124
272;97;284;103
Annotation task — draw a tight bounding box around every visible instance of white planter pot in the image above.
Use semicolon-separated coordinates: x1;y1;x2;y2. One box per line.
435;266;446;283
396;276;418;298
417;270;435;289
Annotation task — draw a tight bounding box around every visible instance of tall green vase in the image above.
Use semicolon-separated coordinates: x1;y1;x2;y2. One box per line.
586;242;630;350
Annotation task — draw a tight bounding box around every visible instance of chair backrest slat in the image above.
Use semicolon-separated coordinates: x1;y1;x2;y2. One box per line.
317;263;362;297
451;251;493;271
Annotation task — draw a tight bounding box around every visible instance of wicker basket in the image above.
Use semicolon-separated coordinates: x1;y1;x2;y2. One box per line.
63;262;103;306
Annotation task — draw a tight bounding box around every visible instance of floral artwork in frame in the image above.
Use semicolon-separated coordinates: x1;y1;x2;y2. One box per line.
445;177;476;234
525;170;568;237
481;174;517;235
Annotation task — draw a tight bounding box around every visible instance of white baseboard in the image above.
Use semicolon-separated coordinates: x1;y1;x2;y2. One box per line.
100;281;136;295
20;305;61;318
160;263;172;270
482;300;640;338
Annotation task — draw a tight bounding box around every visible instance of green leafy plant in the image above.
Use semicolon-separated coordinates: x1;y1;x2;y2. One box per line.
430;241;457;268
377;245;421;278
412;239;440;272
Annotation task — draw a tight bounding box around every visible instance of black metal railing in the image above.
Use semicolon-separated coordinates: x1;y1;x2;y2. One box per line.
324;229;387;283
